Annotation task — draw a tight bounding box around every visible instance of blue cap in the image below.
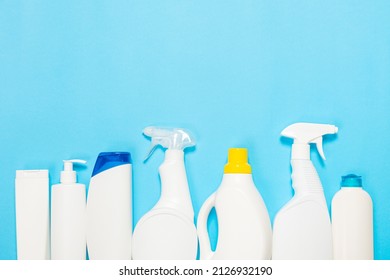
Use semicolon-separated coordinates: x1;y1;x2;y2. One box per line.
341;174;362;187
92;152;131;177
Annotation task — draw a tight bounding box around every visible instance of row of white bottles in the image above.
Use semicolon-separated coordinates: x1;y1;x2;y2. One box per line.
14;124;374;260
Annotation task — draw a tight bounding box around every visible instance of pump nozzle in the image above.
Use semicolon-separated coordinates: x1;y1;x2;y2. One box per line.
61;159;87;184
281;122;338;160
143;126;195;161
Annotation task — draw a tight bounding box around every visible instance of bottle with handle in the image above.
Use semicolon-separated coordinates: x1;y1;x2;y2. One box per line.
272;122;338;259
197;148;272;260
51;159;87;260
132;126;197;260
332;174;373;259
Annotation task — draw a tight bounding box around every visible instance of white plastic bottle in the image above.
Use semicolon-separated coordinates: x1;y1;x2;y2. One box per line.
272;122;338;260
51;159;87;260
197;148;272;260
132;127;197;260
86;152;132;260
15;170;50;260
332;174;373;259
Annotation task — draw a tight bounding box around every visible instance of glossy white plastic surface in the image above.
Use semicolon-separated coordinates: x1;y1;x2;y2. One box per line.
86;164;132;259
51;184;86;259
51;160;86;260
332;187;373;259
197;174;272;260
273;122;337;260
272;160;332;259
132;150;197;260
15;170;50;260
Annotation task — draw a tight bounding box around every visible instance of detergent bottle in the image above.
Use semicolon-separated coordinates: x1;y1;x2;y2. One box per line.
197;148;272;260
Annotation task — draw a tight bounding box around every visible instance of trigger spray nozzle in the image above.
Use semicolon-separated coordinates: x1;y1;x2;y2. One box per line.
143;126;196;161
281;122;338;160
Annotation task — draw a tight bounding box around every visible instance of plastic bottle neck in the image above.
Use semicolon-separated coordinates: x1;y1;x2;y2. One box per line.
291;159;323;194
164;149;184;162
156;148;193;219
291;143;310;160
221;173;254;186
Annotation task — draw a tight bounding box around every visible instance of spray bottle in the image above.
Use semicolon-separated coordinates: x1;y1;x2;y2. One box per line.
272;122;338;259
132;126;197;260
51;159;86;260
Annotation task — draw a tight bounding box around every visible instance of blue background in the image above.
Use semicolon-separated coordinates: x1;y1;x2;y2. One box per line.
1;1;389;260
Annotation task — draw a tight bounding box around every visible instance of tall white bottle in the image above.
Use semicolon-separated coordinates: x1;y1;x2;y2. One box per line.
197;148;272;260
332;174;373;259
86;152;132;259
15;170;50;260
51;159;87;260
132;127;197;260
272;122;338;259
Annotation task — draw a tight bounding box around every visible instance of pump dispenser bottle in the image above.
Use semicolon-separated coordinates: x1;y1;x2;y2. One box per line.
86;152;132;260
51;159;87;260
272;122;338;260
332;174;373;259
197;148;272;260
132;126;197;260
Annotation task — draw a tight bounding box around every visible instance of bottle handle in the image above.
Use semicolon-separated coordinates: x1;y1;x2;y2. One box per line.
196;192;217;260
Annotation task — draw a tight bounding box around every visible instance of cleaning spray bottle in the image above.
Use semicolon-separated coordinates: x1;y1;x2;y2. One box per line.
132;126;197;260
272;122;338;260
197;148;272;260
51;159;86;260
86;152;132;260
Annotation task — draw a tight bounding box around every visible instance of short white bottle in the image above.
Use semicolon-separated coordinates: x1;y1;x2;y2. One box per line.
15;170;50;260
332;174;373;260
51;160;87;260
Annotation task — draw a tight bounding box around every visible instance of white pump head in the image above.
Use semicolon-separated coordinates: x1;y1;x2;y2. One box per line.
143;126;196;161
60;159;87;184
281;122;338;160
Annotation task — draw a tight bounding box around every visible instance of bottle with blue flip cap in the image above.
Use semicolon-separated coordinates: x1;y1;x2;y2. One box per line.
86;152;132;259
132;126;197;260
272;122;338;259
332;174;373;259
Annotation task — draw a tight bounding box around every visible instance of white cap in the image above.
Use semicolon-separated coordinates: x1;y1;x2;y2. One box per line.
60;159;87;184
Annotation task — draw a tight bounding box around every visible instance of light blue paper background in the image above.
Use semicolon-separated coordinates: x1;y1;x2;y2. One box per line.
1;1;389;260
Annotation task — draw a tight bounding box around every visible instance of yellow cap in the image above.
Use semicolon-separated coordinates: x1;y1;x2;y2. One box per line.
224;148;252;174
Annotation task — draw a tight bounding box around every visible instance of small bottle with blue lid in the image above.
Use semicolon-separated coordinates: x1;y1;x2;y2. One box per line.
331;174;373;259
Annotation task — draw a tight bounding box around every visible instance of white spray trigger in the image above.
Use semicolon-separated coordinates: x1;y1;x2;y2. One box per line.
143;126;196;161
281;122;338;160
144;138;169;161
311;137;326;160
